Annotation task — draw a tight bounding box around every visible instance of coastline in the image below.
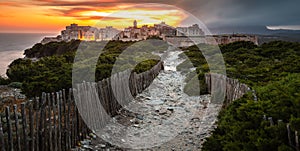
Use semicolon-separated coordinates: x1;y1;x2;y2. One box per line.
0;50;24;77
0;33;56;76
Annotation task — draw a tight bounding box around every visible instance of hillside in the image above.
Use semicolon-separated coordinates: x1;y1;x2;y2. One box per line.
7;40;166;97
184;41;300;151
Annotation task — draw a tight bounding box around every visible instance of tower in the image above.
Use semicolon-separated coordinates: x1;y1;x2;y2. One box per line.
133;20;137;28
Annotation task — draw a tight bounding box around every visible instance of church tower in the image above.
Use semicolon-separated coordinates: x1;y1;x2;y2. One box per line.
133;20;137;28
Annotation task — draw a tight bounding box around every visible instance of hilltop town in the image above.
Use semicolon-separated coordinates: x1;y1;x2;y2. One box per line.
41;20;258;47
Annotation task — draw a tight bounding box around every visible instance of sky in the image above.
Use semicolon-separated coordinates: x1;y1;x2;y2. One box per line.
0;0;300;33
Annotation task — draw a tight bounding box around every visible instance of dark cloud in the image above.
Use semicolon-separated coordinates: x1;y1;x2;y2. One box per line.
187;0;300;27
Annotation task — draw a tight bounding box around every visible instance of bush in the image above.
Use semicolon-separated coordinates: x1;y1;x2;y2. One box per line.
8;82;22;88
7;40;161;97
0;76;10;85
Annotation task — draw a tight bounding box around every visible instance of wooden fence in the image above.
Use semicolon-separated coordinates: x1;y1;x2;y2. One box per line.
0;90;85;151
205;73;250;105
0;61;164;151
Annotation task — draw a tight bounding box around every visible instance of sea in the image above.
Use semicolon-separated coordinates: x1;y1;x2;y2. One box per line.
0;33;56;77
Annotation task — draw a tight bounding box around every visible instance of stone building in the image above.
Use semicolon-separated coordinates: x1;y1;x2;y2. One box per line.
154;22;176;36
165;34;258;47
98;26;120;41
59;23;120;41
117;21;175;41
207;34;259;45
176;24;205;36
61;23;98;41
41;22;258;46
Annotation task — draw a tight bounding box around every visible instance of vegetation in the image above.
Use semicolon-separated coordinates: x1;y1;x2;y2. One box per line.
202;73;300;151
0;76;10;85
5;39;300;150
7;40;166;97
178;44;225;95
180;41;300;95
221;41;300;86
181;41;300;151
24;40;81;58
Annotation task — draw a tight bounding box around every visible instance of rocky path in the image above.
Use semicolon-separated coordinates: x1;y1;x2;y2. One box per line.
75;49;222;151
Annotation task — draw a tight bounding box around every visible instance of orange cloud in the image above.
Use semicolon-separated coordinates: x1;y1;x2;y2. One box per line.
0;0;187;33
0;1;24;7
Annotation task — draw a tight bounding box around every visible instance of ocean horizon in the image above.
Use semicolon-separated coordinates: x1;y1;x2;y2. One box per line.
0;33;56;76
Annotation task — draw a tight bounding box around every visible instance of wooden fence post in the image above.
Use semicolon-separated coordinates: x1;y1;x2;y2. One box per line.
51;92;57;151
63;89;68;151
5;106;13;151
39;94;46;151
13;104;21;151
65;88;72;150
44;106;49;151
75;105;79;145
57;91;62;151
21;103;28;151
0;61;164;151
28;101;34;151
35;99;40;151
287;124;292;147
296;131;299;151
0;116;6;151
47;93;53;151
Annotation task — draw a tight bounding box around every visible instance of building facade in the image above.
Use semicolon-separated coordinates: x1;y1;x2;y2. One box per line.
40;22;258;46
176;24;205;36
98;26;120;41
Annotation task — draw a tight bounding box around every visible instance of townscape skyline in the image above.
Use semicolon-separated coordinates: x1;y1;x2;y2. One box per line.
41;21;206;43
41;21;258;47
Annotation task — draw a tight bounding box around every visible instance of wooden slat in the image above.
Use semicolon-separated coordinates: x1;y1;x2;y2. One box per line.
5;106;13;151
62;89;67;151
28;101;34;151
0;116;6;151
13;104;21;151
0;60;164;151
47;93;53;151
66;88;72;150
44;106;49;151
21;103;28;151
296;131;299;151
40;109;45;151
57;91;62;151
35;99;40;151
52;92;58;151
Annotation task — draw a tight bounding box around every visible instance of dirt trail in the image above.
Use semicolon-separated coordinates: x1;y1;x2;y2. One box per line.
76;49;221;151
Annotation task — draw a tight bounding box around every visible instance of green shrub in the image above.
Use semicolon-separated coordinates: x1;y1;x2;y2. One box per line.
8;82;22;88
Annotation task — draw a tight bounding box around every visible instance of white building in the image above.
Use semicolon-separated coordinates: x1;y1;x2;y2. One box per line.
176;24;205;36
98;26;120;41
59;24;120;41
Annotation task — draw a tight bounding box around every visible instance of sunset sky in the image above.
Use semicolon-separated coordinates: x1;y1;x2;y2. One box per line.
1;0;299;33
0;0;189;33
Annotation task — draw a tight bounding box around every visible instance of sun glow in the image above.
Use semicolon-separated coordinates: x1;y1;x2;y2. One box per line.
80;11;112;17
